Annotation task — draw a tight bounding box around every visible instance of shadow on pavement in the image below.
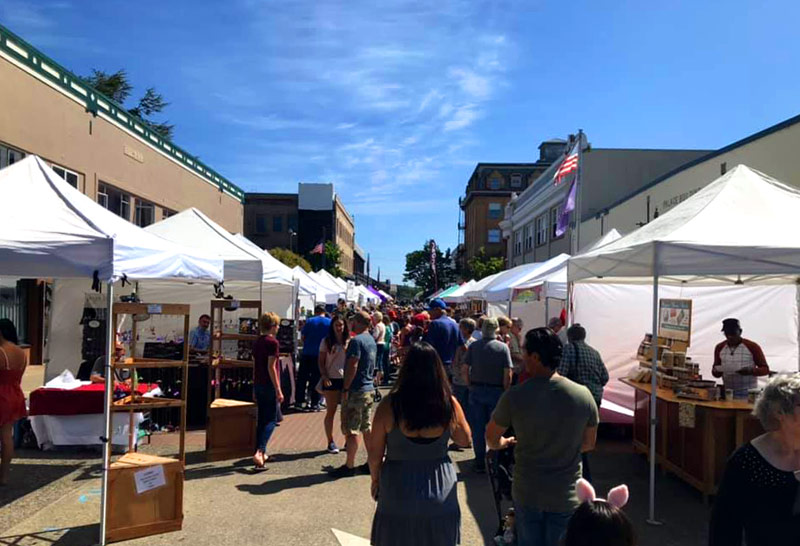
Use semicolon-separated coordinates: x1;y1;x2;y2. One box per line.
0;524;97;546
0;462;82;507
455;460;499;543
236;472;334;495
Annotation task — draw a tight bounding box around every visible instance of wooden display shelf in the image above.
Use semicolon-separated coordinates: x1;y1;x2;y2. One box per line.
112;396;184;411
106;452;183;543
115;357;185;369
215;333;259;341
113;302;191;316
211;357;254;368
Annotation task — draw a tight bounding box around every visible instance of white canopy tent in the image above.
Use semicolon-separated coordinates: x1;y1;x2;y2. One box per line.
143;208;299;318
292;265;340;305
309;270;346;301
568;165;800;523
0;156;224;545
482;255;570;303
462;271;503;300
442;280;476;303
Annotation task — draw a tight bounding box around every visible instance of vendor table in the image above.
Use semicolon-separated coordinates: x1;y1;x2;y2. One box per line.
621;378;764;501
29;383;153;449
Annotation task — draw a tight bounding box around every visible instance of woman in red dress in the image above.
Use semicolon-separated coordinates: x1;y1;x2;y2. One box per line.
0;319;27;485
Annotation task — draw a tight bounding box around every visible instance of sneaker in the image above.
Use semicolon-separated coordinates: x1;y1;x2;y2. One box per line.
328;464;356;479
327;442;340;454
311;404;323;412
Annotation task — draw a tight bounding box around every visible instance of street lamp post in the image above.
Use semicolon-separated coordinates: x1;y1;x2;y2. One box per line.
288;229;297;254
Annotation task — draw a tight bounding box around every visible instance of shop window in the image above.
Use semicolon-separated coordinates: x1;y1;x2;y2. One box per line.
98;182;131;221
273;215;283;233
0;144;25;169
488;202;502;219
134;199;155;227
288;214;298;232
487;229;501;244
256;214;269;234
536;214;548;246
162;208;176;220
51;165;79;188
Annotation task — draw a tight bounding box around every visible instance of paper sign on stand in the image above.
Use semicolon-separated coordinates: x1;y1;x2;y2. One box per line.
134;465;166;494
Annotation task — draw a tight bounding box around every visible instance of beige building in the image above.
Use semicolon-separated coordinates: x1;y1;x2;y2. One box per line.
0;24;244;364
334;195;355;275
0;24;244;233
579;114;800;244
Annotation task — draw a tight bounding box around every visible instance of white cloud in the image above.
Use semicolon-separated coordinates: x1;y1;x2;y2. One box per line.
444;105;480;131
448;67;491;100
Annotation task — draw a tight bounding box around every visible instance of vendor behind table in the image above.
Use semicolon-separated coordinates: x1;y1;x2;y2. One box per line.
711;318;769;397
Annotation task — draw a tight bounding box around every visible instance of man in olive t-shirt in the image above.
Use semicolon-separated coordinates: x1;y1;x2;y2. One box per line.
487;327;598;546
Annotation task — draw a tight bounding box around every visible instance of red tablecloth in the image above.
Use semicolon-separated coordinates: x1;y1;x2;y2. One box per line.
29;383;154;416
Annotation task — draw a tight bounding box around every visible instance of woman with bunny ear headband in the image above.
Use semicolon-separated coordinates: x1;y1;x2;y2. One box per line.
563;479;636;546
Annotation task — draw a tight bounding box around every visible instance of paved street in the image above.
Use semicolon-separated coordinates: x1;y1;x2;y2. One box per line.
2;406;712;546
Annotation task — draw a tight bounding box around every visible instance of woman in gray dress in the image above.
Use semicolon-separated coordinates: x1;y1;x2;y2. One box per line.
369;342;472;546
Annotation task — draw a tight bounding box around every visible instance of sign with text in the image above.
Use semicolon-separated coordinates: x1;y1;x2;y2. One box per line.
512;286;542;303
658;298;692;344
133;464;166;494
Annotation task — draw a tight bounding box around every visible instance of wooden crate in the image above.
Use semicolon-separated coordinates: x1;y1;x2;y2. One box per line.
206;398;257;462
106;453;183;543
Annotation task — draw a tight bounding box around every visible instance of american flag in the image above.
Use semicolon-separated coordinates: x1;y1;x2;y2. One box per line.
554;145;579;184
311;241;324;254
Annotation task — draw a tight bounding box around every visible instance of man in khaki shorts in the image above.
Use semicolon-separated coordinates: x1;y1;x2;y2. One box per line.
329;311;377;478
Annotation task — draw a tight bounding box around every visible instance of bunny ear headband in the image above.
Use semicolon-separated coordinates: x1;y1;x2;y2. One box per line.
576;478;629;509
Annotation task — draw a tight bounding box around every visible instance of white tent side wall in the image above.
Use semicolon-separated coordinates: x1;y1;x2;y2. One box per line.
573;282;800;414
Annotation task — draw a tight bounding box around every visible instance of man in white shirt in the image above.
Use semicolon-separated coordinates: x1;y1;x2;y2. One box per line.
711;318;769;397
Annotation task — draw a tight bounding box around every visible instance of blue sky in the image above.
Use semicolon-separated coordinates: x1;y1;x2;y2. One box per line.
3;0;800;282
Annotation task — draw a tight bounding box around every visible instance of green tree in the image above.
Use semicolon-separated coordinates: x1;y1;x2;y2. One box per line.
403;240;457;297
322;241;343;278
467;247;506;280
82;69;174;140
268;248;312;272
395;285;418;302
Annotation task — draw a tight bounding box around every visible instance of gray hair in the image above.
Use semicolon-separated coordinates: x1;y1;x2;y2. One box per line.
482;316;499;338
459;317;476;334
547;317;562;330
511;317;524;329
753;373;800;431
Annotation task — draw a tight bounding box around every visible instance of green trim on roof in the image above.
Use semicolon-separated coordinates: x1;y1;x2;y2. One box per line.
0;23;245;202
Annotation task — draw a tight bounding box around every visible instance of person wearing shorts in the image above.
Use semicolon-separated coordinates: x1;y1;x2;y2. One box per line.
319;314;349;454
329;310;376;478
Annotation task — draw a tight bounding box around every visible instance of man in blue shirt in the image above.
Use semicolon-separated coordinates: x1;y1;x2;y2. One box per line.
295;304;330;411
423;298;465;377
189;314;211;355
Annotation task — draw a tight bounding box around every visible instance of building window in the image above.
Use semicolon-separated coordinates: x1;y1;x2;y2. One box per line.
511;174;522;189
551;205;563;239
50;164;80;188
524;223;533;251
134;199;155;227
255;214;268;234
487;229;501;244
535;214;548;246
288;214;298;232
514;230;523;256
162;208;176;220
273;215;283;233
97;182;131;221
0;145;25;169
488;177;502;190
488;202;502;219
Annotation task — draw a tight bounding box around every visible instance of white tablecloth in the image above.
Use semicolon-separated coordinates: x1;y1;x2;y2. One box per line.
29;413;144;450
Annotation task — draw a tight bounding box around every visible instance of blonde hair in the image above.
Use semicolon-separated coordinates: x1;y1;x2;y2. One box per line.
497;316;512;328
259;312;280;333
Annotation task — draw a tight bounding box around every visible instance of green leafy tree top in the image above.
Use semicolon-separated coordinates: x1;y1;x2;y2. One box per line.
403;240;457;297
322;241;343;278
467;247;506;280
268;248;312;272
83;69;174;140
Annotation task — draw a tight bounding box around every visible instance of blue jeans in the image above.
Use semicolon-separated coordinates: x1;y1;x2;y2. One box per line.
515;505;572;546
254;384;277;453
452;384;469;414
468;385;504;468
375;344;385;376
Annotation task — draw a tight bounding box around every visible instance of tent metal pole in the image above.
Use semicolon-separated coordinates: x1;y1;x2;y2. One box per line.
99;282;114;545
647;252;662;526
545;297;550;327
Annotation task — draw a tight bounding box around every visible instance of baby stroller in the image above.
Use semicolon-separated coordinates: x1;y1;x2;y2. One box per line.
487;437;516;537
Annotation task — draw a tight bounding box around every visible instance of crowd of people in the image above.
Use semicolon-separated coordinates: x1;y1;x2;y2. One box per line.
1;295;798;546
